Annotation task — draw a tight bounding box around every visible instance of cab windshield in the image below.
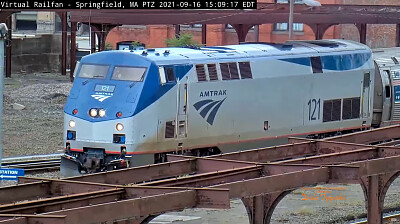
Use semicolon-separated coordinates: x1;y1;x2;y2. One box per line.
78;64;110;79
111;66;147;82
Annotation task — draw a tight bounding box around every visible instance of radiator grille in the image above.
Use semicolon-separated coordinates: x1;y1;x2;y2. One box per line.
342;97;360;120
207;64;218;81
323;99;341;122
196;65;207;82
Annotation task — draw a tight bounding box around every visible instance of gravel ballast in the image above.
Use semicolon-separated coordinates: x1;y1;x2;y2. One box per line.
3;73;71;157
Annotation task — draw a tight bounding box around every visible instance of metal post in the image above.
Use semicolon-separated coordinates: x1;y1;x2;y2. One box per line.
175;24;180;38
5;17;11;78
359;23;367;44
396;24;400;47
255;25;259;42
0;23;8;169
288;0;294;40
202;24;207;46
70;22;77;82
61;12;67;76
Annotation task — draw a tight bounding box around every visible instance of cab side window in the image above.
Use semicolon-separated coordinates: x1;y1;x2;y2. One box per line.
165;66;176;82
159;66;176;85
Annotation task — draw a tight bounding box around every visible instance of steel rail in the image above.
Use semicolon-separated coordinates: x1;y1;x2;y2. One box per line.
352;212;400;223
1;154;61;173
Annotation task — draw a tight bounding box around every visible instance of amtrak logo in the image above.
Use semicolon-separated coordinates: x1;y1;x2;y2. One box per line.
91;94;112;102
193;98;226;125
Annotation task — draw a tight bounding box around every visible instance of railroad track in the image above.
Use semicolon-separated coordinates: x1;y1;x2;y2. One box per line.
1;153;62;173
377;138;400;146
352;212;400;223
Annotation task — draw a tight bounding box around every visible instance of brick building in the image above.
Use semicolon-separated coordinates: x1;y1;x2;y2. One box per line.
340;0;400;48
7;1;400;50
106;0;343;49
105;0;400;49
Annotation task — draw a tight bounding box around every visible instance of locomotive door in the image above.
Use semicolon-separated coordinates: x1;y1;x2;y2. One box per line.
361;72;371;118
176;76;188;139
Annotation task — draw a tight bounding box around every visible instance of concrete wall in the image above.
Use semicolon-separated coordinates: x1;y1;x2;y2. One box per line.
36;12;56;34
11;34;62;74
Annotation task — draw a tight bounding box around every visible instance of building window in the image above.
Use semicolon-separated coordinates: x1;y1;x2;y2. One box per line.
274;0;304;32
15;12;37;31
276;0;302;3
225;24;254;30
274;23;303;32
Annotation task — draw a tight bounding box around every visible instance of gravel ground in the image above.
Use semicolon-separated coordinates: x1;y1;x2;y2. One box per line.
3;73;71;157
1;73;400;223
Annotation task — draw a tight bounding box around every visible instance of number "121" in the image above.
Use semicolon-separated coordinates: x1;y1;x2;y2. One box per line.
308;99;321;121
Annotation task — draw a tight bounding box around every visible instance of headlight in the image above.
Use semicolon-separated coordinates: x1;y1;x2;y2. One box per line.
99;109;106;117
116;123;124;131
89;108;98;117
69;120;76;128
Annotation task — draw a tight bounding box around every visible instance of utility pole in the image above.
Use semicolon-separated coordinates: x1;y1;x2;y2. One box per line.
288;0;294;40
0;23;8;169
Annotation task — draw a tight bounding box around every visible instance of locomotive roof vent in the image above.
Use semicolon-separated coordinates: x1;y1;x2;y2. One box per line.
178;54;189;58
391;56;399;64
242;42;293;51
300;40;345;48
141;51;148;56
199;46;236;53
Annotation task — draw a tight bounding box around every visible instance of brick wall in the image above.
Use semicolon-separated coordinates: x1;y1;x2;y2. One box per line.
105;0;344;48
105;0;398;49
341;0;399;48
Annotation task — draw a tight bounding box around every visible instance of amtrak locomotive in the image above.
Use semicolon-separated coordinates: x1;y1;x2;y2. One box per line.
61;39;400;176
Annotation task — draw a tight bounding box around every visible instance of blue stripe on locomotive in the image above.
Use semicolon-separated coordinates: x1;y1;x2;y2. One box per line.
64;51;192;122
279;52;371;71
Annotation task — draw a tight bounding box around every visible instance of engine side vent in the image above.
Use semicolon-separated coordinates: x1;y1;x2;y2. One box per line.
207;64;218;81
323;99;341;122
392;57;399;64
239;62;253;79
342;97;360;120
220;63;230;80
229;62;239;79
196;64;207;82
165;121;175;138
220;62;240;80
